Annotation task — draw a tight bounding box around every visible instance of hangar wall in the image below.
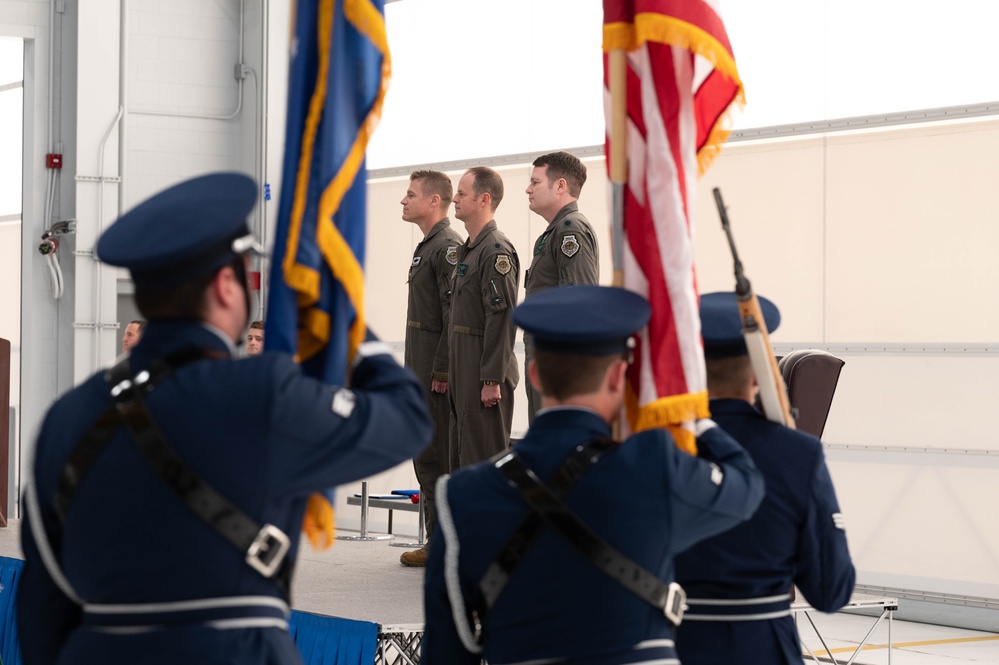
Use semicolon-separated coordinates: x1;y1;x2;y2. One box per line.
355;118;999;613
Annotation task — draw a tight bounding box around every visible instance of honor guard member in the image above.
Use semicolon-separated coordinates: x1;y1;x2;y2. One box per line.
447;167;520;469
523;151;599;422
422;285;765;665
674;292;855;665
18;173;433;665
399;170;464;567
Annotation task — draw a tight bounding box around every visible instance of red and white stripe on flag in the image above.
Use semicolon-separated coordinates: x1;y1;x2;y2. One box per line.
603;0;743;453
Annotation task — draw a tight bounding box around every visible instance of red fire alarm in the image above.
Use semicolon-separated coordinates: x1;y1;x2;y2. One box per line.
46;153;63;169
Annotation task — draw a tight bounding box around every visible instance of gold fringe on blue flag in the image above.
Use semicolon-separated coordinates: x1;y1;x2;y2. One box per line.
267;0;391;549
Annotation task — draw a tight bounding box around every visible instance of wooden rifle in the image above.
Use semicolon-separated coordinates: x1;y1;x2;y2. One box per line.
712;188;795;427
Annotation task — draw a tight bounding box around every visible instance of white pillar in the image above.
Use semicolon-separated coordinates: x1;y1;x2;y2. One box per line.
72;0;122;383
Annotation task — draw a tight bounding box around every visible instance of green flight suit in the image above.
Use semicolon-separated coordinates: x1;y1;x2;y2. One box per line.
523;202;600;421
405;218;464;540
447;220;520;469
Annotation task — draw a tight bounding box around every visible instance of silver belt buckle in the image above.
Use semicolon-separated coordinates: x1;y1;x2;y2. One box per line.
664;582;687;626
245;524;291;578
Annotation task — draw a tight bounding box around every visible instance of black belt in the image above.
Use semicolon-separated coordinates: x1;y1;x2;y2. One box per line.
53;348;293;595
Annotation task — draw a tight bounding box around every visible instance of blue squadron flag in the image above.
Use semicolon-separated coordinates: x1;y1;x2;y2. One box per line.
267;0;391;548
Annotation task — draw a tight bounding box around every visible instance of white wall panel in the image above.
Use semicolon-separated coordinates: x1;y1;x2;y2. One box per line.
824;123;999;343
823;354;999;451
828;451;999;597
695;139;828;344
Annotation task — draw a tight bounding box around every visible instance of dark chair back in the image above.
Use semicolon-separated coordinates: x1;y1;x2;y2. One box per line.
777;350;845;439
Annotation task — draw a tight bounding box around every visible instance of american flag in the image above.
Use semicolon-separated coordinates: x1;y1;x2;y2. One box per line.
603;0;743;452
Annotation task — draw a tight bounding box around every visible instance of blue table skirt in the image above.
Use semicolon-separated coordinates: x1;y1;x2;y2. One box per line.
0;555;377;665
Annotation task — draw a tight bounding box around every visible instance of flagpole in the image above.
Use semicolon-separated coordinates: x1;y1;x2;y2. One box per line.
608;48;627;288
608;46;627;439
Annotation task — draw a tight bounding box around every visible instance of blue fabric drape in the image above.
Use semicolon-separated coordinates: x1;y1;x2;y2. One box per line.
1;555;377;665
0;556;23;665
289;610;378;665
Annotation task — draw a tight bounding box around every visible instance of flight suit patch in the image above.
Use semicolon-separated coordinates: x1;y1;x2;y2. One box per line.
411;256;422;267
832;512;846;531
445;246;458;265
457;263;468;277
561;235;580;258
494;255;512;275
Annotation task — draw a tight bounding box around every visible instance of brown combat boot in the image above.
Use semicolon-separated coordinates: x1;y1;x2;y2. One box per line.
400;546;428;567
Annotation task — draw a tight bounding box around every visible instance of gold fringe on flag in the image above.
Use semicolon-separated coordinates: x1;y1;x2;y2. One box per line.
602;21;637;52
303;493;336;549
602;14;746;175
626;389;710;455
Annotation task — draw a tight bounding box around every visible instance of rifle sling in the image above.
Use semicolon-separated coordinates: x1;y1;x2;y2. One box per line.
53;348;292;595
54;348;215;520
493;449;678;620
478;437;617;611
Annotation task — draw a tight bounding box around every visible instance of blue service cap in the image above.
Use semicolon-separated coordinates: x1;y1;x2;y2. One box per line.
514;285;651;356
700;291;781;358
97;172;260;288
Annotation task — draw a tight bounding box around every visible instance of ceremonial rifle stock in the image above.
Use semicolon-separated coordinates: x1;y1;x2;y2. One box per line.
712;188;795;428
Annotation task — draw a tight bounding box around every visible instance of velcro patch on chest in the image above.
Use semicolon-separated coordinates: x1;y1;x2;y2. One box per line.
411;256;422;267
494;255;512;275
445;246;458;265
560;234;580;258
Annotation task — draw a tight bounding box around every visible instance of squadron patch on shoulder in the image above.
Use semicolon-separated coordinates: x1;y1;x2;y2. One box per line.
445;246;458;265
494;255;512;275
709;462;724;486
411;256;422;267
560;234;580;258
331;389;356;418
832;512;846;531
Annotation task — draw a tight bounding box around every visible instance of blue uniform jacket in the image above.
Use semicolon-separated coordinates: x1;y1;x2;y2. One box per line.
423;407;765;665
674;398;855;665
18;321;433;665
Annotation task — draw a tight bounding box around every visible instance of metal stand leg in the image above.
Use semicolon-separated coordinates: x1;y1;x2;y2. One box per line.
888;608;895;665
337;482;393;541
390;498;425;549
418;500;425;546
